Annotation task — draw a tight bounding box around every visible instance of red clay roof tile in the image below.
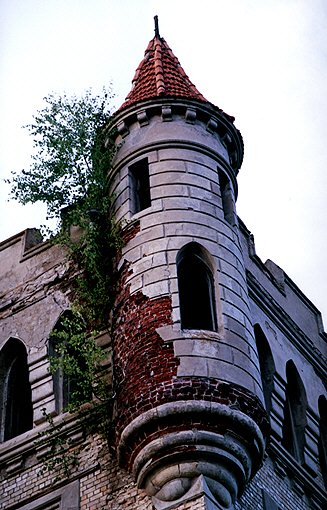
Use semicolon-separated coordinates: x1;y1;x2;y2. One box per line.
119;35;208;110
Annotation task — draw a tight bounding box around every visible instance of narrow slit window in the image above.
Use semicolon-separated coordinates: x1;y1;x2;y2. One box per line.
282;360;307;464
218;169;236;225
177;243;217;331
129;158;151;214
49;333;71;414
254;324;275;417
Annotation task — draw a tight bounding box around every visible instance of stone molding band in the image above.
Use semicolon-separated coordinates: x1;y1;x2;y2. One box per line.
118;400;266;509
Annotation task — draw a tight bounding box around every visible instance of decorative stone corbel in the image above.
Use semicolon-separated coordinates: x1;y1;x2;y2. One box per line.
117;120;130;137
185;107;197;124
137;110;149;127
162;105;172;121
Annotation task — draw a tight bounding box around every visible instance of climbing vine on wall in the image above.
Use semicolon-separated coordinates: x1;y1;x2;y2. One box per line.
8;88;121;479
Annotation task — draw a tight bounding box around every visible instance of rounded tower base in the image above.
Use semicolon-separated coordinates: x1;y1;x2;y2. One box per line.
118;400;266;509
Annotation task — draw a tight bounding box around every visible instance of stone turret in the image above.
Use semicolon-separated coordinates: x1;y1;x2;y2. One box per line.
108;19;269;510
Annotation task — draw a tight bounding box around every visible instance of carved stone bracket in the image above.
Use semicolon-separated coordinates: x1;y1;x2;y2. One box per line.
118;400;266;510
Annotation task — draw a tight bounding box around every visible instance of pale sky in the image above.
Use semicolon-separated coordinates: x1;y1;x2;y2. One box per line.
1;0;326;322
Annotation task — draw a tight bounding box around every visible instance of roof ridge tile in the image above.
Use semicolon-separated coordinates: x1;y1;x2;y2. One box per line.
119;35;208;111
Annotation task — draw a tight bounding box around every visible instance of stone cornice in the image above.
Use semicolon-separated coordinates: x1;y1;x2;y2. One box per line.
108;97;244;173
0;412;83;477
284;273;326;336
239;218;326;342
0;228;48;260
246;270;327;381
269;436;327;507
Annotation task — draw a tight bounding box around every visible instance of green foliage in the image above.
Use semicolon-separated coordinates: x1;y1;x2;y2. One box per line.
63;206;120;329
8;88;121;327
10;89;121;478
37;313;112;482
37;409;79;483
49;312;106;410
8;88;115;232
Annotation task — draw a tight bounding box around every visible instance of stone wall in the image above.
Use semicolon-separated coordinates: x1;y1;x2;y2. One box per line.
236;455;322;510
0;426;152;510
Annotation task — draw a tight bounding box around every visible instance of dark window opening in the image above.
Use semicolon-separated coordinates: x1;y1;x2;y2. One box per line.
254;324;275;416
49;312;91;413
49;333;71;414
0;339;33;442
129;158;151;214
318;395;327;488
177;243;217;331
218;169;236;225
282;360;307;464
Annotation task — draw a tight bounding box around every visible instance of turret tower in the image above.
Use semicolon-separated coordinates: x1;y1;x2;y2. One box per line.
109;18;269;510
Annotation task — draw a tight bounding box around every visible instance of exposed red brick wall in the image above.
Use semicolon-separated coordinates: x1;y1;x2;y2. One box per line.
112;261;177;441
112;262;268;471
118;376;269;470
121;220;141;245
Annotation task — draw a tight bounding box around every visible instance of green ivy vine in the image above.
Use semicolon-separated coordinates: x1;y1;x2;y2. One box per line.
8;88;121;479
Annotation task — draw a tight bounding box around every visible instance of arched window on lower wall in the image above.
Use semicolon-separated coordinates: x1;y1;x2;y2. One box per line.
282;360;308;464
177;242;217;331
49;311;92;414
254;324;275;417
49;312;74;414
318;395;327;488
0;338;33;442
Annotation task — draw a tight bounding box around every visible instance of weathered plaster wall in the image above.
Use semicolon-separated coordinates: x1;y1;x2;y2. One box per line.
0;231;72;423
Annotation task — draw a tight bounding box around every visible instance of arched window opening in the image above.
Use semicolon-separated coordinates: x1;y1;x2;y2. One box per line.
0;339;33;442
254;324;275;416
177;243;217;331
318;395;327;488
282;360;307;464
49;312;91;413
49;332;71;414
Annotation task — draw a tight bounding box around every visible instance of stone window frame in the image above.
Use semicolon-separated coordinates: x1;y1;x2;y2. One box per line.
48;311;74;415
48;310;92;415
13;479;79;510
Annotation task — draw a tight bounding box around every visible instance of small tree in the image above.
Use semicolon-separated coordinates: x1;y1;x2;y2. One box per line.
9;88;115;233
8;86;121;401
9;89;121;480
8;88;121;329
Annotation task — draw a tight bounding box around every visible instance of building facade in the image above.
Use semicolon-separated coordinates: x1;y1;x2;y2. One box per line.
0;25;326;510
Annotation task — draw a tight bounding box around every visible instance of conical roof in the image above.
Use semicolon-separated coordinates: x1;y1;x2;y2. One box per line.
119;32;208;111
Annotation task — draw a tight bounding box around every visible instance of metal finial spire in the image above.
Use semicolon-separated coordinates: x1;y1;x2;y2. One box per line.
154;15;160;37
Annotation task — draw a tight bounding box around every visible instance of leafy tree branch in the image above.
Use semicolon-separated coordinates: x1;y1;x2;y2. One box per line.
8;88;115;232
13;88;123;479
8;87;122;326
9;87;121;408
